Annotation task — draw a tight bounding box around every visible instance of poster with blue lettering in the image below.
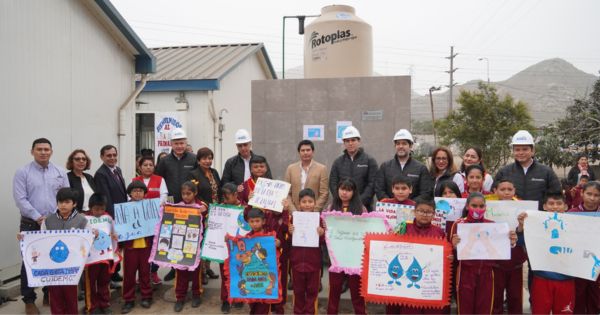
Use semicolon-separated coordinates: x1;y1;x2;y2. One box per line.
225;232;281;304
114;198;161;242
525;210;600;281
248;178;291;213
20;229;95;287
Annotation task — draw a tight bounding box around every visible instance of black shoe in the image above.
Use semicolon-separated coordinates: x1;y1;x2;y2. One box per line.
164;268;176;282
191;296;202;308
140;298;152;309
101;307;113;315
206;268;219;279
174;300;184;313
287;278;293;291
221;302;231;314
233;302;244;309
111;273;123;282
121;302;134;314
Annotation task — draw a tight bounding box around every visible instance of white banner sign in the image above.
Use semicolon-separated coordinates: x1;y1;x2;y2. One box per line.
485;200;538;228
21;230;94;287
201;204;250;262
456;223;510;260
85;215;120;265
292;212;320;248
525;211;600;281
154;112;185;154
248;178;291;212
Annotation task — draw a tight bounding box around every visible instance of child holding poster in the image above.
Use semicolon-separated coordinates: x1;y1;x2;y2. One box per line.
460;165;491;198
517;192;576;314
173;181;208;312
121;181;154;313
450;192;517;315
379;175;416;207
387;197;451;315
568;181;600;314
325;178;367;315
84;193;118;315
288;188;324;315
220;183;245;314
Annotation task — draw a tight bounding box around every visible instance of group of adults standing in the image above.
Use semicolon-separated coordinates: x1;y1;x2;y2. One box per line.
14;124;568;314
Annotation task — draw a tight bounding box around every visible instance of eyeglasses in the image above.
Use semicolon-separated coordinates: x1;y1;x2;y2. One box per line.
415;210;435;216
73;157;87;162
435;157;448;161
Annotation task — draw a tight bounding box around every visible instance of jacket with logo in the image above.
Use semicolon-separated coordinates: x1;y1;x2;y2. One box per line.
221;151;272;186
329;148;378;209
494;160;560;209
375;156;433;200
156;151;197;203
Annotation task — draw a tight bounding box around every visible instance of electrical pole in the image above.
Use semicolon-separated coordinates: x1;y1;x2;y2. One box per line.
429;86;441;146
446;46;458;114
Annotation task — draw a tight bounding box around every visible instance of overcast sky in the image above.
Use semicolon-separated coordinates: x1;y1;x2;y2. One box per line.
112;0;600;94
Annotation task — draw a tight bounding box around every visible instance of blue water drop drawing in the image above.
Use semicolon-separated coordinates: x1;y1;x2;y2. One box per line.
237;212;251;232
93;231;111;253
49;240;69;263
406;257;423;289
387;255;404;286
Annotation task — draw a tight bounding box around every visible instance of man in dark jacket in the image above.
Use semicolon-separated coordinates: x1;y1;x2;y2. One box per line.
156;128;197;203
329;126;378;211
495;130;561;209
221;129;272;191
94;145;127;217
375;129;433;200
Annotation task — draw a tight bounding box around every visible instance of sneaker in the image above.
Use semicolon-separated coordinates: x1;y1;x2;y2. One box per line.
151;272;162;285
206;268;219;279
140;298;152;309
191;296;202;308
173;300;184;313
25;303;40;315
164;268;176;282
121;301;134;314
221;302;231;314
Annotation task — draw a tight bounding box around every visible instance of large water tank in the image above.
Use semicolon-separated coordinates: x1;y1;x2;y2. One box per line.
304;5;373;78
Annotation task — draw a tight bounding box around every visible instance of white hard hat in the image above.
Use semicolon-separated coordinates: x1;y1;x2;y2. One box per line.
170;128;187;140
393;129;414;143
341;126;361;140
511;130;534;146
235;129;252;144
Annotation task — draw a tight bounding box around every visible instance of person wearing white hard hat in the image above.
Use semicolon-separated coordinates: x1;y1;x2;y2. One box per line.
329;126;378;211
495;130;560;209
222;129;271;192
375;129;433;200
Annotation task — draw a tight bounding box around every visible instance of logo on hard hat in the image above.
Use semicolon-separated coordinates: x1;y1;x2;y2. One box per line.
310;30;355;49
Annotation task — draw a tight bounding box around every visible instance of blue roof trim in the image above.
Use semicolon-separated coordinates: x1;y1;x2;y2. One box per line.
95;0;156;74
141;80;220;92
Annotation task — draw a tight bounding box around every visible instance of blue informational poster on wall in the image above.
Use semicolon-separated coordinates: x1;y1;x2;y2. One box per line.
225;232;281;304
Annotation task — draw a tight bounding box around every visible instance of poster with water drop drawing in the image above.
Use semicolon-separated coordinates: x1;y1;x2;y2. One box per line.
20;229;95;287
361;233;452;308
524;210;600;281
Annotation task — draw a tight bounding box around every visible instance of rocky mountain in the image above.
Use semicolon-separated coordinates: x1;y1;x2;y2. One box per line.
411;58;598;126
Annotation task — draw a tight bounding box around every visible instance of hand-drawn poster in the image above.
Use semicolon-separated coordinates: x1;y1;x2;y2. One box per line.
225;232;281;303
484;200;538;228
456;223;510;260
149;204;203;270
292;211;320;248
322;211;390;275
201;204;251;263
85;215;120;266
361;233;451;308
20;229;95;287
114;198;161;242
248;178;291;213
375;202;415;225
525;211;600;281
434;198;466;228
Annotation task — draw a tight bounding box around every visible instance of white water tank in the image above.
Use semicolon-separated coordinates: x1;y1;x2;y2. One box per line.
304;5;373;78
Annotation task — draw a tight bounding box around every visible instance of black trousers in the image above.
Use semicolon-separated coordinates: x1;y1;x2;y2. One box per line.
20;217;47;304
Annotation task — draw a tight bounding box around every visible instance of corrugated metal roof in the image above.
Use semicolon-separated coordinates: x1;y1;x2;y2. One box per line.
147;43;276;81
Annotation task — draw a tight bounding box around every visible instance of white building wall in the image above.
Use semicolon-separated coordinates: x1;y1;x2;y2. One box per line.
0;0;137;269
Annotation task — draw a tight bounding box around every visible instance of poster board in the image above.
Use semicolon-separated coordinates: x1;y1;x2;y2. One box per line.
525;211;600;281
201;204;251;263
248;178;291;213
225;232;281;303
291;211;320;248
485;200;538;228
20;229;94;287
114;198;161;242
361;233;451;308
375;202;415;225
322;211;390;275
85;215;120;266
149;204;203;270
456;223;511;260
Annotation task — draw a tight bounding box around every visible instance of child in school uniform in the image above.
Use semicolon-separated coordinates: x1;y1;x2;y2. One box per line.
173;181;208;312
378;175;417;207
486;179;527;315
451;192;517;314
220;182;245;314
567;175;589;208
325;178;367;315
121;180;153;313
518;192;576;314
288;188;324;315
568;181;600;314
84;193;117;315
387;197;452;315
460;165;491;198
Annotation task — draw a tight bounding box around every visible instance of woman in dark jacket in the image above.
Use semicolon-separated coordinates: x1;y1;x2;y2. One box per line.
66;149;97;212
187;147;222;283
567;154;596;186
429;147;461;196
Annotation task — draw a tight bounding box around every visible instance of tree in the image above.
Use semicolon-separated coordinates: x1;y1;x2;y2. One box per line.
435;82;535;173
535;124;573;172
